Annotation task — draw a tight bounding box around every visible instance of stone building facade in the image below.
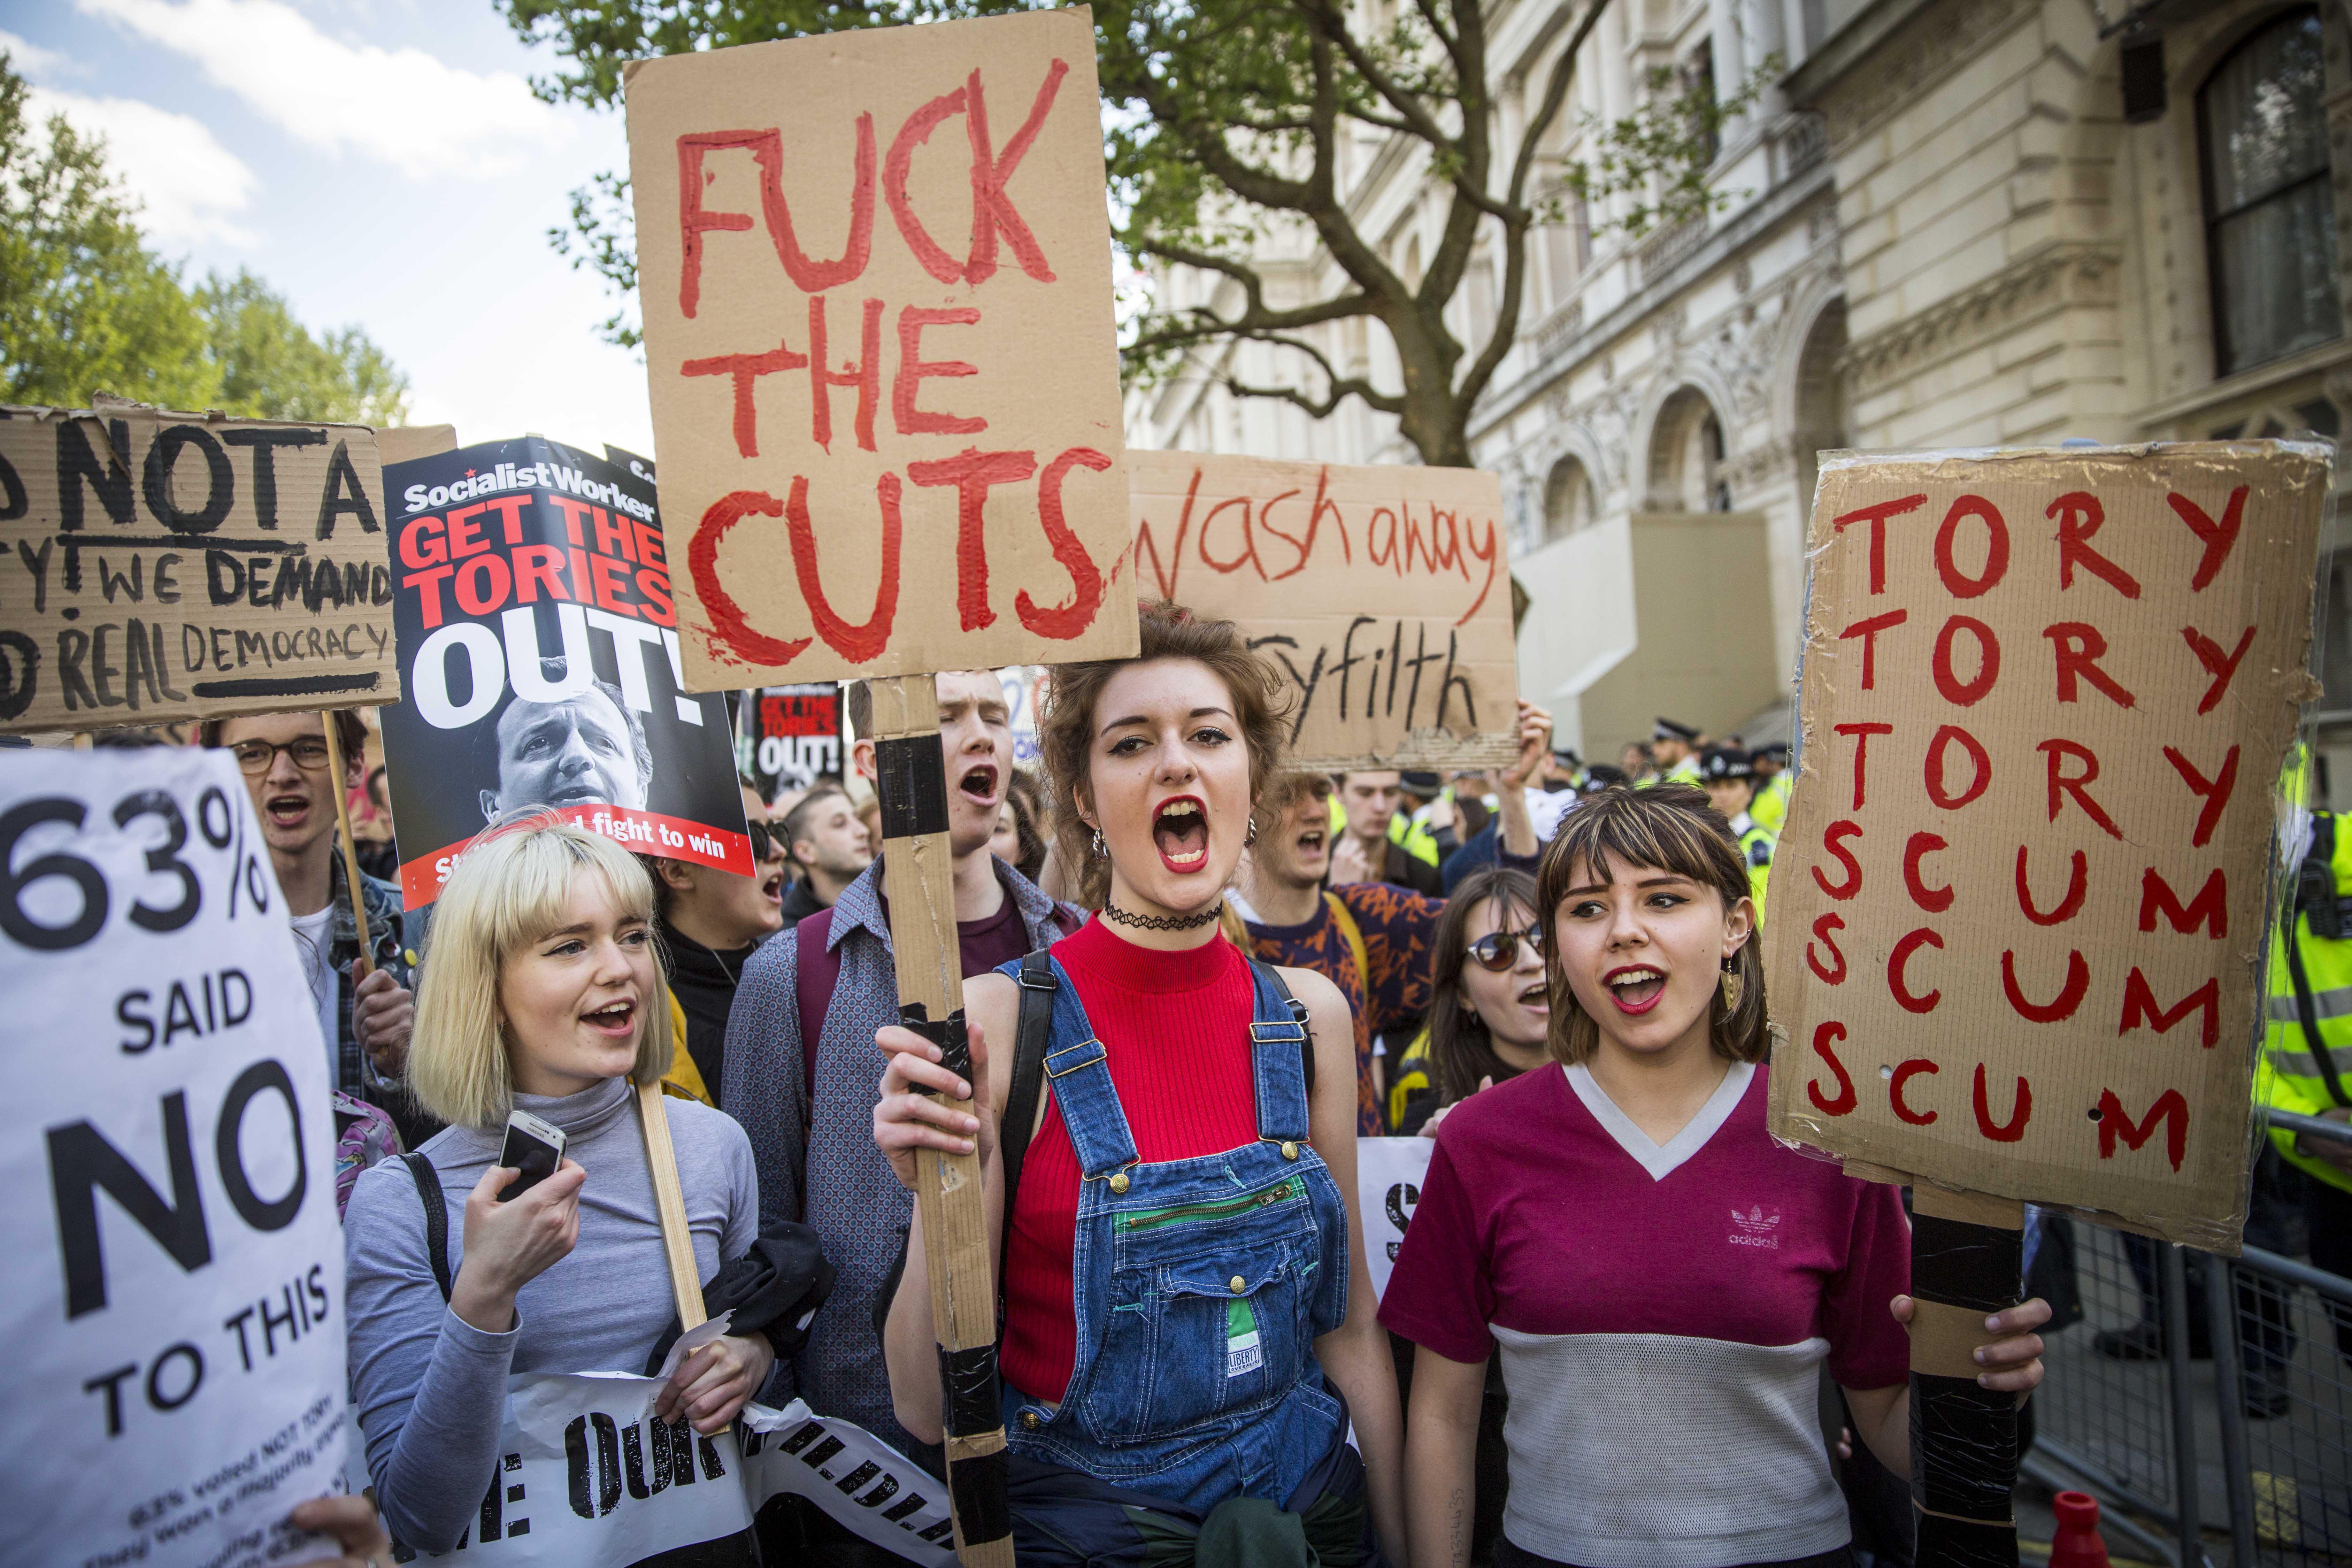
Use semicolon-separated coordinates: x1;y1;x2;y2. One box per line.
1126;0;2351;793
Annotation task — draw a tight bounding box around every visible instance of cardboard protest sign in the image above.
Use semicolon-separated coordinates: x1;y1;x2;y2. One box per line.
0;403;398;733
625;6;1138;690
362;1375;955;1567
376;436;750;907
1357;1136;1435;1301
738;683;844;799
1763;442;2330;1249
1;747;346;1566
1129;452;1519;770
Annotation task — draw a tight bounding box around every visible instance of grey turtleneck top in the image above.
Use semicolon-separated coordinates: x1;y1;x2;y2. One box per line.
343;1075;759;1551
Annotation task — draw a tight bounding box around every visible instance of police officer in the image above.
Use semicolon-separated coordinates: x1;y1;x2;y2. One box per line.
1699;746;1775;918
1750;742;1793;833
1651;718;1703;784
2259;804;2352;1359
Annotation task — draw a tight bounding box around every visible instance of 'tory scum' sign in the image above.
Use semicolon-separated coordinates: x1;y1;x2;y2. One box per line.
1763;442;2329;1249
625;6;1138;689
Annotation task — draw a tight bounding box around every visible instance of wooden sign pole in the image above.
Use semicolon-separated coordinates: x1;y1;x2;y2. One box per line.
868;674;1014;1568
1908;1184;2025;1568
316;712;372;973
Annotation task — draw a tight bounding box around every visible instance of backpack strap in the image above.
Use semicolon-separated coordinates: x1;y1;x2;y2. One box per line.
996;948;1059;1288
1258;961;1316;1099
402;1152;454;1305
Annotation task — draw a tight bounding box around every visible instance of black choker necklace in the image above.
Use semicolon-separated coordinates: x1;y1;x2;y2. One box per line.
1101;901;1221;931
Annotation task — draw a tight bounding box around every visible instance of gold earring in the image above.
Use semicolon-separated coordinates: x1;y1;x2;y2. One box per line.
1718;955;1743;1014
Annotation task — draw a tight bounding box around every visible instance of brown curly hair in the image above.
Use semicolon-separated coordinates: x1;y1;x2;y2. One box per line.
1037;601;1291;909
1535;782;1767;1066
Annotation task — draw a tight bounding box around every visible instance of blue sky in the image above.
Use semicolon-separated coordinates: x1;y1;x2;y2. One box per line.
2;0;656;455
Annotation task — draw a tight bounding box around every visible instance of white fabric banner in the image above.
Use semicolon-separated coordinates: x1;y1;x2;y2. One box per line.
366;1373;957;1567
1356;1137;1436;1301
0;747;346;1568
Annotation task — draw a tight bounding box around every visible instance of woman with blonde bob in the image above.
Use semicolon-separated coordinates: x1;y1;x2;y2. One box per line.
872;602;1405;1566
344;813;773;1553
1382;783;2054;1568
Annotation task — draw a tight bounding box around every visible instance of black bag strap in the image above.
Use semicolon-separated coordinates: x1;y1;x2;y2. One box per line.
996;948;1059;1290
403;1152;454;1305
1258;961;1315;1097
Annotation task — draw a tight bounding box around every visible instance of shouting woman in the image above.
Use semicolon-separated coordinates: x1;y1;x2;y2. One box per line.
872;602;1405;1566
1383;784;2050;1568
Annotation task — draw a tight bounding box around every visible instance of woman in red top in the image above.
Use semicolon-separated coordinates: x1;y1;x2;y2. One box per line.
874;603;1405;1566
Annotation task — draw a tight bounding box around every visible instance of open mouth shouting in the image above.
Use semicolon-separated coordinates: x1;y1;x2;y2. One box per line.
1603;964;1667;1016
760;868;784;903
264;791;312;830
1153;794;1210;873
1518;981;1551;1014
1295;824;1327;860
958;763;1001;813
582;997;637;1038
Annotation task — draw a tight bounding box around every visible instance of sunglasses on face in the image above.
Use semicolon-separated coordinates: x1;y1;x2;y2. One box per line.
1466;925;1545;971
747;821;784;862
227;737;332;775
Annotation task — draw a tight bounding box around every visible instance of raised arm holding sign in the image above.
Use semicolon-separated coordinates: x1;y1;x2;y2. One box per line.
626;11;1138;1558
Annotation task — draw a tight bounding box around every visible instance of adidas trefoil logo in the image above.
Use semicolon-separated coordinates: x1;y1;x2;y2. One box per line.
1728;1204;1782;1248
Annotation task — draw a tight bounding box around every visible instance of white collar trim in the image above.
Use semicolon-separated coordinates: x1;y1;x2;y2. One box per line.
1564;1059;1754;1182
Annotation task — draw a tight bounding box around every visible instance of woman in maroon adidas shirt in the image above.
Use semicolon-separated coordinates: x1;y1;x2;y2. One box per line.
1382;784;2051;1568
872;603;1406;1565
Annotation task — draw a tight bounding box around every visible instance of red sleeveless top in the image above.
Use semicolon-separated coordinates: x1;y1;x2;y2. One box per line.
998;918;1262;1402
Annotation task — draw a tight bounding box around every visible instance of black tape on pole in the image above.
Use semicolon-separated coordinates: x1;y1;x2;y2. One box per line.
1911;1215;2023;1314
875;734;951;840
900;1005;972;1083
1911;1371;2019;1521
1916;1512;2021;1568
938;1344;1003;1439
947;1447;1012;1545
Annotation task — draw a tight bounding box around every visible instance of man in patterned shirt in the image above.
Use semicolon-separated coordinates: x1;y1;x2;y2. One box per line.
1232;703;1551;1132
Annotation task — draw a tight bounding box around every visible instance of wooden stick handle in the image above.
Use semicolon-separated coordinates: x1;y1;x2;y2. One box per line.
870;673;1015;1567
636;1078;707;1333
316;711;372;969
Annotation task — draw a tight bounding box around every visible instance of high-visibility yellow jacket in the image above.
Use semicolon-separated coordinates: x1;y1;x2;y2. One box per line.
2259;809;2352;1195
1729;812;1775;920
1750;773;1793;833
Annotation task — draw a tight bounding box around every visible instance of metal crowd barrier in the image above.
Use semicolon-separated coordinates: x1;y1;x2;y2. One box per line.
2026;1111;2352;1568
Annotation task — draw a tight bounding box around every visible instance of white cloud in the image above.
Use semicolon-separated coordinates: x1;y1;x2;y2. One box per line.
0;28;83;77
75;0;569;178
28;86;258;246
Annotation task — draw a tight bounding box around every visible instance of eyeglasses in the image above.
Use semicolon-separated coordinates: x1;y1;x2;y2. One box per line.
1466;925;1545;971
227;737;332;775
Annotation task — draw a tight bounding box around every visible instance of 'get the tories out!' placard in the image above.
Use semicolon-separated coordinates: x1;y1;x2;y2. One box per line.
1765;443;2328;1249
625;7;1138;689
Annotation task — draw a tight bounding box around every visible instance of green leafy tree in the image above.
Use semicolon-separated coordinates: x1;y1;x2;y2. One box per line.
0;52;218;410
199;270;412;425
0;53;412;422
501;0;1748;466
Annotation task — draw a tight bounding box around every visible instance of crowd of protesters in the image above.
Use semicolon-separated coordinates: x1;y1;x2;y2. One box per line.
74;607;2072;1568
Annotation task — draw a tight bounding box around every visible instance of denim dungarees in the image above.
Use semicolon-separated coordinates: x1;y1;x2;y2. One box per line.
997;954;1352;1513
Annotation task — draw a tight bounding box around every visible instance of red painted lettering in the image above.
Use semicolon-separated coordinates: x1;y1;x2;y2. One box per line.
1903;831;1953;913
2045;622;2137;708
689;491;813;668
2168;486;2246;591
1932;615;2000;706
907;447;1037;632
1019;447;1113;640
809;296;884;453
894;307;986;437
1809;1022;1857;1116
2120;969;2220;1048
2001;947;2090;1022
784;474;903;663
2039;739;2123;840
1935;494;2009;598
1814;820;1864;899
675;122;876;316
1839;609;1907;689
1890;1059;1940;1125
2097;1087;2188;1169
2139;867;2226;938
1832;493;1927;594
2049;491;2141;598
1834;721;1893;810
1889;927;1944;1014
886;86;971;284
1974;1065;2032;1142
1807;913;1848;984
962;61;1067;283
2015;845;2088;925
682;337;808;459
2162;743;2240;849
2182;625;2257;716
1925;724;1991;809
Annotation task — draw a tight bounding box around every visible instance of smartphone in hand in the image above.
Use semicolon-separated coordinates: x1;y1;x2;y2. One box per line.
498;1109;567;1201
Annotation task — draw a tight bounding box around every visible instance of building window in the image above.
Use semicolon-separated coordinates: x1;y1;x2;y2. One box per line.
2198;8;2342;376
1543;456;1599;542
1685;39;1722;166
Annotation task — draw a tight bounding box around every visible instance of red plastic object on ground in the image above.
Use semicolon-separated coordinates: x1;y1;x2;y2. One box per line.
2051;1491;2113;1568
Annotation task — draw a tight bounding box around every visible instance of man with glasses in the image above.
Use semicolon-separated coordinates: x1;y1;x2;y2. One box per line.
203;710;432;1145
642;779;791;1099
